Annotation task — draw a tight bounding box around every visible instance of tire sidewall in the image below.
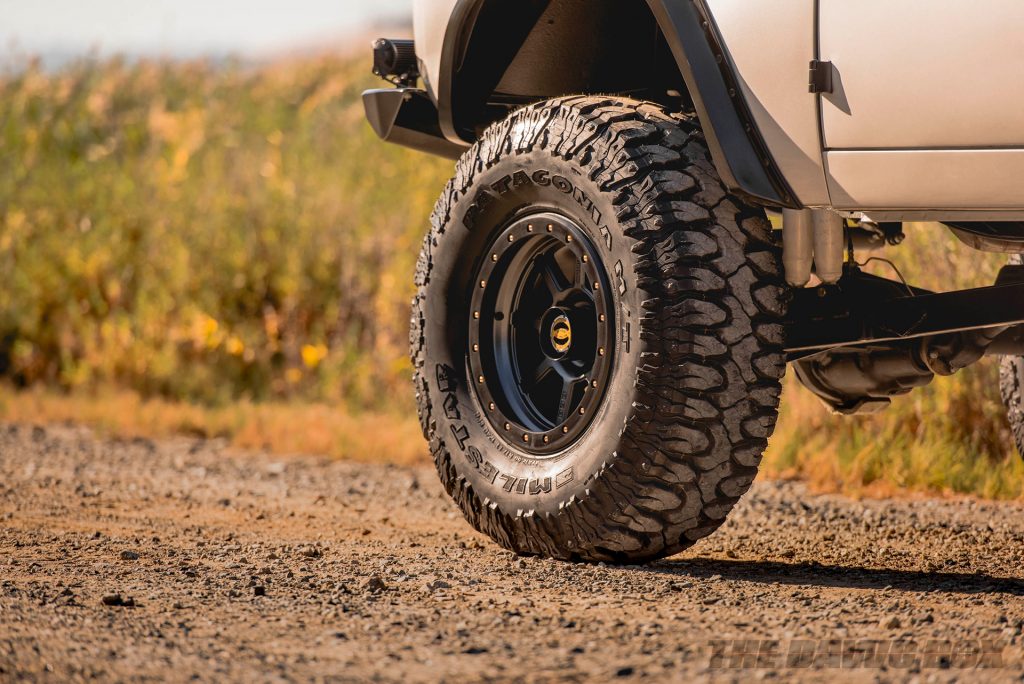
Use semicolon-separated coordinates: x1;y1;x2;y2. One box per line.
422;151;643;515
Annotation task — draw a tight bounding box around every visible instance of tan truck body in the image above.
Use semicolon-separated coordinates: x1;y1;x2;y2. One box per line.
413;0;1024;219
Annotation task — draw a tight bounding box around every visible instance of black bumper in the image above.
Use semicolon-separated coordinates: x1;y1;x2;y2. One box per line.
362;88;468;160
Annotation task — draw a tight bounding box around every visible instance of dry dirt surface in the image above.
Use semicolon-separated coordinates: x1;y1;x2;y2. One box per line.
3;423;1024;683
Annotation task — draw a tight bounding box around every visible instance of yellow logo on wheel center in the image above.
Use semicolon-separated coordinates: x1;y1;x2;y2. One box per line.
550;315;572;353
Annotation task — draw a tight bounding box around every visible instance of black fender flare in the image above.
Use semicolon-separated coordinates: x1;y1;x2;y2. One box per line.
436;0;798;208
645;0;798;207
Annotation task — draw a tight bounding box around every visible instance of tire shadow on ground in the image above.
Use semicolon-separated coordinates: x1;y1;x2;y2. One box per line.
643;559;1024;596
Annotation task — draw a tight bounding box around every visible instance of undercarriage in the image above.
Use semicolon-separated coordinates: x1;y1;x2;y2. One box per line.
783;215;1024;414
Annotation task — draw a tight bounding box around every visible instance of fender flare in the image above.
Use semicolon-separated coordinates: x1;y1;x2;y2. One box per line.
436;0;798;208
645;0;798;207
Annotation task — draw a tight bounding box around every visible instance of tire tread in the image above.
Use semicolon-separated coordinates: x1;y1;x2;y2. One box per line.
412;96;787;562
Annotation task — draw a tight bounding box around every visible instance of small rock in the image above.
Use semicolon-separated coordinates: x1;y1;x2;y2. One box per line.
615;666;635;677
364;576;387;593
881;616;901;630
300;548;322;559
101;594;136;607
253;585;266;597
426;579;451;592
120;550;140;561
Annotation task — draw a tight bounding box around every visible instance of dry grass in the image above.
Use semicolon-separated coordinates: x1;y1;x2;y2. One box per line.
0;385;426;465
764;371;1024;501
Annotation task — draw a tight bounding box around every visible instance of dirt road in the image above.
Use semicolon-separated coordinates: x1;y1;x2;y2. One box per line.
3;422;1024;682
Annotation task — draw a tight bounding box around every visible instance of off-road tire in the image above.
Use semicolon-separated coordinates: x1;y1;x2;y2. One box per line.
410;96;787;562
1000;256;1024;460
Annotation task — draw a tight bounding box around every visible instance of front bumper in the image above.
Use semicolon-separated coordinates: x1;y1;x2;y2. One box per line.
362;88;467;160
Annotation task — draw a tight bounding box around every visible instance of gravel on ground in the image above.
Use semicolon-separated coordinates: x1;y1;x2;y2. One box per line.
2;423;1024;682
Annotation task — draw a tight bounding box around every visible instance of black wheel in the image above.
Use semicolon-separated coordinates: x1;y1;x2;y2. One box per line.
411;96;787;563
1000;256;1024;460
467;212;615;455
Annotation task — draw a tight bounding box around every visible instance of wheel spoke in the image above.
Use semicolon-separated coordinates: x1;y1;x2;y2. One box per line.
555;376;585;423
555;244;586;290
533;357;558;388
568;250;585;289
539;251;572;300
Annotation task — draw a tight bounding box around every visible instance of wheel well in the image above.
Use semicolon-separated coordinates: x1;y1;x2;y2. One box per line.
450;0;689;141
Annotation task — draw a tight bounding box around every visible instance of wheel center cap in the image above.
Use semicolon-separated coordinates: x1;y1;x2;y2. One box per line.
550;314;572;354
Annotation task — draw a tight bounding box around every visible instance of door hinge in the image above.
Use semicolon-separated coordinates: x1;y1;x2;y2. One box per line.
808;60;834;94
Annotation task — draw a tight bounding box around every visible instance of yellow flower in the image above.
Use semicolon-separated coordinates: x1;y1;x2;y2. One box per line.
301;343;328;369
225;336;244;356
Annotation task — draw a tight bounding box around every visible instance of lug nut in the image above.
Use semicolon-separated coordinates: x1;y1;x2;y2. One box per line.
473;344;479;352
593;282;600;290
592;380;598;388
598;347;605;356
582;255;589;263
491;254;498;262
504;422;511;431
547;224;554;232
527;224;534;232
566;235;573;243
522;434;529;442
579;407;586;415
508;235;515;242
562;426;569;434
478;375;484;384
488;402;495;411
473;311;480;319
480;280;486;288
599;314;606;322
543;436;549;444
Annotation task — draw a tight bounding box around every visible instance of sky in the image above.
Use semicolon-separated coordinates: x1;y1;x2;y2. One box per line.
1;0;412;63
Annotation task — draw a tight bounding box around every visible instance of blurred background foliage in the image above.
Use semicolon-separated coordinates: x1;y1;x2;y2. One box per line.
1;55;1021;496
0;55;451;409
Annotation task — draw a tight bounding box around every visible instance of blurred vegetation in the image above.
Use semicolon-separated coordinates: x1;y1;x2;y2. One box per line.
0;54;451;409
1;55;1021;498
